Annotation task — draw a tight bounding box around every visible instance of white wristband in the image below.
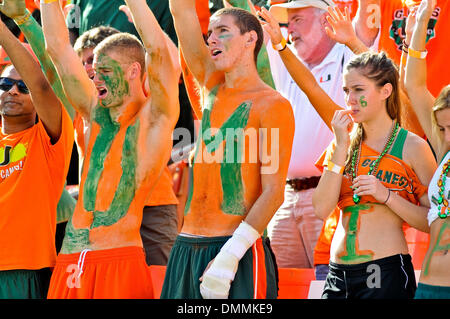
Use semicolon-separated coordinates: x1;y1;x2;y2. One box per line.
326;160;344;175
221;221;260;260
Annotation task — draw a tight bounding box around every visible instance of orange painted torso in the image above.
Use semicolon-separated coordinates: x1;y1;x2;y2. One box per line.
182;83;291;236
62;102;170;253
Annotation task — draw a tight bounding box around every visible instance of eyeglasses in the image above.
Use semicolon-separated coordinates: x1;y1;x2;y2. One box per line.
0;77;29;94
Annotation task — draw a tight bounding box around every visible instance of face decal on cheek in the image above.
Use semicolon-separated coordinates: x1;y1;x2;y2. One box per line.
359;96;368;108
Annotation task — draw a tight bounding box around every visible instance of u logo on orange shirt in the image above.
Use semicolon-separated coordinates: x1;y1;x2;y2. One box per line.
0;145;12;166
0;144;27;166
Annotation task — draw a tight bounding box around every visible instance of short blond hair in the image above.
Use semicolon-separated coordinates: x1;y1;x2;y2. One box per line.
94;32;146;78
74;26;120;55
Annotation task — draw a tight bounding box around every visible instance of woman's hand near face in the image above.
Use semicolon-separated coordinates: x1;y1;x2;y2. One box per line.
331;109;353;149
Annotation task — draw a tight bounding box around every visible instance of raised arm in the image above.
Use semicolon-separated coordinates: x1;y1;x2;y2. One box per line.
325;6;369;55
404;0;437;151
123;0;180;122
169;0;214;86
0;17;63;142
0;0;75;120
353;0;380;47
40;0;97;119
258;7;343;130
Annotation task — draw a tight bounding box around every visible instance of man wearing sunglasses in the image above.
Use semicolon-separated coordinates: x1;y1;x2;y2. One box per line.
0;13;74;298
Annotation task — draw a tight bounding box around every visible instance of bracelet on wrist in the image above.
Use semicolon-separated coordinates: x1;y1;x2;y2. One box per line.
402;40;409;54
13;11;32;25
272;37;287;51
383;189;391;204
42;0;59;3
326;160;345;175
408;47;428;59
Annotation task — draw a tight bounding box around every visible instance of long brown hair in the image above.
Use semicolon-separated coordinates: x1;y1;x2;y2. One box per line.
343;51;402;173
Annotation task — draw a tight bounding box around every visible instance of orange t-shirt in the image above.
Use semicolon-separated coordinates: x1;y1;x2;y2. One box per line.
378;0;450;97
333;0;359;19
0;108;74;270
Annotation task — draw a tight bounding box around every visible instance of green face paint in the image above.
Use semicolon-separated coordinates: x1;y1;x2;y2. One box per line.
95;53;130;108
359;96;368;107
184;86;252;216
218;34;233;40
423;219;450;276
338;204;374;263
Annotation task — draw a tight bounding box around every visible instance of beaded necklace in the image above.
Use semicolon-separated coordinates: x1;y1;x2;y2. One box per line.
436;158;450;219
350;122;399;204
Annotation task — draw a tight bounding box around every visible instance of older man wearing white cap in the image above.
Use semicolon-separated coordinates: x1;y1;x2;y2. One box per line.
265;0;380;276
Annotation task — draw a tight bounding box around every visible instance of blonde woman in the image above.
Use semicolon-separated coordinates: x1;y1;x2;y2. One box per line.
404;0;450;299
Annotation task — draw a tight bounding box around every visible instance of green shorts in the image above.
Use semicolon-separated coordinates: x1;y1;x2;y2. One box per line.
160;235;278;299
414;283;450;299
0;268;52;299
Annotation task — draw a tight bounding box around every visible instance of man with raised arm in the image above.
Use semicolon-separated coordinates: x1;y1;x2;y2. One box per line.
40;0;180;298
0;1;74;298
162;0;295;299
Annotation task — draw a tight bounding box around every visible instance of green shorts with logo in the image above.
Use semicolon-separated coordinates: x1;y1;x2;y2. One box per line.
0;268;52;299
160;235;278;299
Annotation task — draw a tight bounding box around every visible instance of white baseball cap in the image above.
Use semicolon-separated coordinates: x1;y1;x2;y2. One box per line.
269;0;334;24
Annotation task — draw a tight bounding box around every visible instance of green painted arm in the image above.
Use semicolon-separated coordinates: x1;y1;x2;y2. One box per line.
17;11;77;223
17;10;75;120
226;0;275;89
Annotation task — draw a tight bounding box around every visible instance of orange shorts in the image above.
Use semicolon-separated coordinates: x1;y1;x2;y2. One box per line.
47;246;154;299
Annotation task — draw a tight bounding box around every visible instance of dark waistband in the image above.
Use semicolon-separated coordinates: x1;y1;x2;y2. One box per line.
176;234;263;245
329;254;412;273
417;282;450;293
286;176;321;191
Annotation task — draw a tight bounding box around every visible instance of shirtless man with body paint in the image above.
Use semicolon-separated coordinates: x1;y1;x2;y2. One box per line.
40;0;180;298
161;0;295;299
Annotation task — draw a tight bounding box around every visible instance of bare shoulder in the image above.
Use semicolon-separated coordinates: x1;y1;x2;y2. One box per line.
403;130;437;175
403;131;432;159
253;87;293;116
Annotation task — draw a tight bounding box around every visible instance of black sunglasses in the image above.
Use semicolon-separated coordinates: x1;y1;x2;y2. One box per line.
0;77;29;94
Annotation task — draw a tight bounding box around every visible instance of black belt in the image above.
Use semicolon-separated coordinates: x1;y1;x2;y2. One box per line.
286;176;321;191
